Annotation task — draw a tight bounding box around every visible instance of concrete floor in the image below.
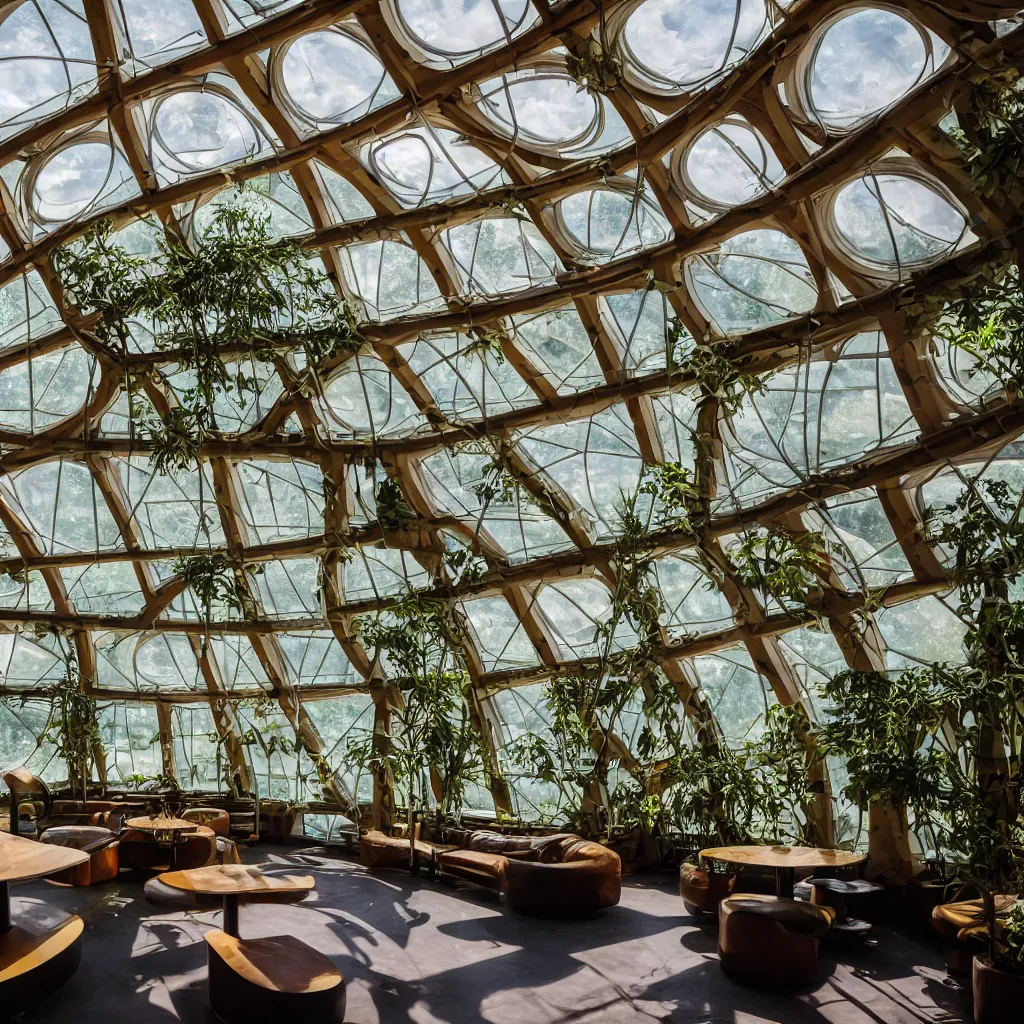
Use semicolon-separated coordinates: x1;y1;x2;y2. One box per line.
11;846;970;1024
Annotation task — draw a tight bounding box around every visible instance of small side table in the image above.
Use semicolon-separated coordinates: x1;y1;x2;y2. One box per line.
158;864;314;937
806;877;882;940
125;816;198;870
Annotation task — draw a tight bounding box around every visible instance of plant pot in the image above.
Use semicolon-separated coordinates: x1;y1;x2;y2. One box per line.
906;876;954;934
973;955;1024;1024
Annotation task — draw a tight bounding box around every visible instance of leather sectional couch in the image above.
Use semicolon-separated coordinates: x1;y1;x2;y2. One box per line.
360;828;621;917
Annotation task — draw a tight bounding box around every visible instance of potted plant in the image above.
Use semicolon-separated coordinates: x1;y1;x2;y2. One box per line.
974;896;1024;1023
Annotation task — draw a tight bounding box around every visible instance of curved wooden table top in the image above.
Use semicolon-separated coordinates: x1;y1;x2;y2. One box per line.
699;845;867;870
159;864;315;896
0;833;89;884
125;816;197;835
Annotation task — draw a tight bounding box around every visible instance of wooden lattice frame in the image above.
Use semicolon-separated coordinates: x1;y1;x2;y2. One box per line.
0;0;1023;835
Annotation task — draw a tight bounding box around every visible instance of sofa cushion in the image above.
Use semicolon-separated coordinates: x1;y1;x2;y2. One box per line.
436;849;507;889
932;896;1018;944
40;825;116;854
721;894;835;940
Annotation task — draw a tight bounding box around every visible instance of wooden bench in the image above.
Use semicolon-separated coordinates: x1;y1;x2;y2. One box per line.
205;930;346;1023
0;906;83;1014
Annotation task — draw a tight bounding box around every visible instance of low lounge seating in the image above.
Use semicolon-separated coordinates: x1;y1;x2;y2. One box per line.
120;824;240;873
360;828;621;917
501;837;621;918
679;861;736;916
206;931;346;1024
183;807;231;838
359;828;455;870
718;894;835;989
39;826;120;886
440;831;621;918
931;895;1018;973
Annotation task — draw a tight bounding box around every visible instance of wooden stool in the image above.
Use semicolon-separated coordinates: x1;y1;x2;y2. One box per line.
0;902;83;1015
205;930;346;1024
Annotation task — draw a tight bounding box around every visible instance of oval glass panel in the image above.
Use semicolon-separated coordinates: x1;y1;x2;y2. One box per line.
832;173;966;270
687;229;818;334
395;0;534;62
279;29;398;127
476;70;601;150
30;141;135;224
809;9;941;130
558;187;670;262
0;0;97;140
153;91;262;175
621;0;771;92
683;117;784;208
367;126;504;207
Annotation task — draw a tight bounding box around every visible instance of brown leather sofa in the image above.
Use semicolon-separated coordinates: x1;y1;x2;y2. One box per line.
360;828;621;917
718;894;835;988
679;861;736;916
440;831;621;918
39;825;120;886
359;828;456;870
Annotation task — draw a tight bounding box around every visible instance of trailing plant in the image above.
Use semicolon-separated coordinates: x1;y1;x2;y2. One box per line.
927;477;1024;603
43;651;100;803
463;326;506;363
655;702;817;853
949;66;1024;203
172;554;252;620
356;593;488;819
998;893;1024;976
933;261;1024;397
374;477;415;530
728;526;830;615
145;406;204;476
817;666;950;856
234;696;306;802
926;71;1024;396
53;195;361;472
566;41;622;95
674;341;771;416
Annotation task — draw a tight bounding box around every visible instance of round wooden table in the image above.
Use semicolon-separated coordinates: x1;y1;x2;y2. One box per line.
699;845;867;899
0;832;91;1010
159;864;315;937
125;816;198;870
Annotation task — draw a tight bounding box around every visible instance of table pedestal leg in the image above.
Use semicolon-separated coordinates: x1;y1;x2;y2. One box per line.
1;880;10;933
222;894;240;938
777;867;794;900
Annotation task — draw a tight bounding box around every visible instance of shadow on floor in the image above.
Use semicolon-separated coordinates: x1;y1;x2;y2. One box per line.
12;847;970;1024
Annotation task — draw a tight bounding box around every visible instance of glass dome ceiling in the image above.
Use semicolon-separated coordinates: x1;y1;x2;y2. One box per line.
0;0;1022;830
